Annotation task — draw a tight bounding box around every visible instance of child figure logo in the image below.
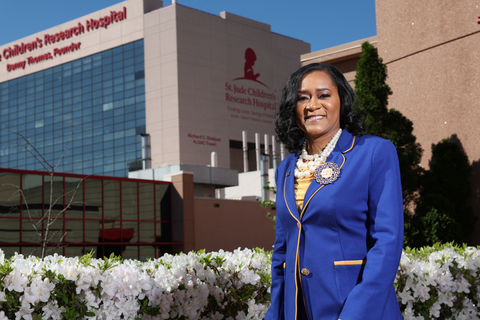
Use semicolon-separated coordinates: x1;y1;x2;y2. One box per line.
233;48;269;88
244;48;260;81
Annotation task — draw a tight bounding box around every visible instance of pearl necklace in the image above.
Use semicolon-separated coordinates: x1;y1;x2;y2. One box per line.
294;128;343;179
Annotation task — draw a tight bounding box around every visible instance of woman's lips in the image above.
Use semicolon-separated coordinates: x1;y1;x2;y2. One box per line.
305;115;325;121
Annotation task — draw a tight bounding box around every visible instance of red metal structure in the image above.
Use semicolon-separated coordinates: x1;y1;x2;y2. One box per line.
0;168;179;259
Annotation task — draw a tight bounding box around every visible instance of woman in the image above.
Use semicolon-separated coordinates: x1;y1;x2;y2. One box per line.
266;63;403;320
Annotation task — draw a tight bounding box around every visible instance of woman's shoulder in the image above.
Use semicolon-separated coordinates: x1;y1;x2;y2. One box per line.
351;137;401;172
351;135;398;160
278;153;297;168
276;153;297;171
355;134;396;149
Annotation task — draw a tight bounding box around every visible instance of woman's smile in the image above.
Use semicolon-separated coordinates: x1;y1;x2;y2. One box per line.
305;114;325;122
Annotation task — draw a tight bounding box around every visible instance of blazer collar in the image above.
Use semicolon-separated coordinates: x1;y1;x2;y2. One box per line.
335;129;355;154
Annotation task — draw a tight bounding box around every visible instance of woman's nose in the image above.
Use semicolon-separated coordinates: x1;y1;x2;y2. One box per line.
306;99;318;110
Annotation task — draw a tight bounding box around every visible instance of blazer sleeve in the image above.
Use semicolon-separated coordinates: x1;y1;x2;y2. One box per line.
338;139;404;320
265;169;286;320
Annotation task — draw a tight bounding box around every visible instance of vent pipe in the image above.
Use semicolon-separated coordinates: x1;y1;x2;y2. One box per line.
272;135;278;170
264;134;269;169
211;151;218;167
260;154;268;201
141;133;151;170
255;133;261;171
242;131;248;172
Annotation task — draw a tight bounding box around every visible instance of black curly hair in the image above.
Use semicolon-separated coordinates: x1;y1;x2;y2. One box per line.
275;63;365;153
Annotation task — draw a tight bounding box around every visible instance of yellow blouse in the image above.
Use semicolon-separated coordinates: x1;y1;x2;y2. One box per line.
294;175;314;212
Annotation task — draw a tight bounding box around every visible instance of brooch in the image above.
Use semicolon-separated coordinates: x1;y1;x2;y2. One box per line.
314;162;340;185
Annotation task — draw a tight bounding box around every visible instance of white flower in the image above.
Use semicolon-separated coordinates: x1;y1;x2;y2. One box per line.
235;311;248;320
25;278;55;304
0;311;8;320
397;289;414;304
411;283;430;301
6;269;29;293
42;300;65;320
437;291;454;307
429;301;441;318
15;298;34;320
239;269;260;285
210;311;225;320
454;276;470;294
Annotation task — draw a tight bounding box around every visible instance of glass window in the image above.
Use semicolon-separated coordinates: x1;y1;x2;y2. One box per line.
134;70;144;80
0;173;21;219
103;102;113;112
0;40;145;178
65;220;84;243
156;184;171;221
35;119;44;128
122;181;137;220
104;180;120;220
139;222;154;242
139;183;154;221
156;222;172;243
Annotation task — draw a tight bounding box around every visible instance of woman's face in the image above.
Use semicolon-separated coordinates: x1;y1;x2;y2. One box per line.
295;70;341;145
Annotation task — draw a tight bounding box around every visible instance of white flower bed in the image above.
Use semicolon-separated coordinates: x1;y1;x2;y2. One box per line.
0;248;271;320
397;244;480;320
0;244;479;320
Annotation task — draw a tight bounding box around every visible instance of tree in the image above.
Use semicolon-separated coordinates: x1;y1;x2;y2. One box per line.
354;41;424;211
405;139;475;247
2;130;84;259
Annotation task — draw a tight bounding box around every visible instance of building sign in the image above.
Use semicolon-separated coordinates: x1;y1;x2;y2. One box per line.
0;7;127;72
187;133;222;146
225;48;277;125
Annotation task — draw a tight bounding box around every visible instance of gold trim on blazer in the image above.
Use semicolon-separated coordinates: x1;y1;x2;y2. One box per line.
283;174;301;320
334;260;366;266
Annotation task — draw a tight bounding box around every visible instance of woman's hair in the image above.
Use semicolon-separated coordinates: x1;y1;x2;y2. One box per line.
275;63;365;153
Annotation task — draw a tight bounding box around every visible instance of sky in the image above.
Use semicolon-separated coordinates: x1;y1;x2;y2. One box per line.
0;0;376;52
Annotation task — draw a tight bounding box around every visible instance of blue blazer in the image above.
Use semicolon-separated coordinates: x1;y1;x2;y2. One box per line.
266;131;404;320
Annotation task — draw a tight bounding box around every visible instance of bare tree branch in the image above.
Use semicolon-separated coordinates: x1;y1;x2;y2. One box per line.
7;127;83;259
53;126;75;171
11;131;53;172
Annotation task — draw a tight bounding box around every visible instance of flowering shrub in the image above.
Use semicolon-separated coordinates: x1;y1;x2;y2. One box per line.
397;243;480;320
0;248;271;320
1;244;480;320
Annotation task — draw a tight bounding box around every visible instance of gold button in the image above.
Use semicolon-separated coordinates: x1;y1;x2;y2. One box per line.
297;222;301;228
301;268;309;276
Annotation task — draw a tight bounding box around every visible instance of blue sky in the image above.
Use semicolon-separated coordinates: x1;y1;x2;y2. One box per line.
0;0;376;52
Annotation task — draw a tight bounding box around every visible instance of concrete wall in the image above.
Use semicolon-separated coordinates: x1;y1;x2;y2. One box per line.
193;197;275;252
169;171;275;253
376;0;480;244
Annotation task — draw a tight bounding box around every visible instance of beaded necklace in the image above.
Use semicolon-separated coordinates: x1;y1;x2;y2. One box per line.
294;128;342;180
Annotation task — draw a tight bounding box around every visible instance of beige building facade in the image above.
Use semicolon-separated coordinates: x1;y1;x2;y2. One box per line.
143;6;309;170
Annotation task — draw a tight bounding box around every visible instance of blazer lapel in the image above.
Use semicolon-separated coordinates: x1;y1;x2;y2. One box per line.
283;153;301;220
301;131;355;217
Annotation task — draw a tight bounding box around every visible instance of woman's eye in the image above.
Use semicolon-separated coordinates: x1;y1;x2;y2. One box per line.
319;94;330;99
297;96;309;101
